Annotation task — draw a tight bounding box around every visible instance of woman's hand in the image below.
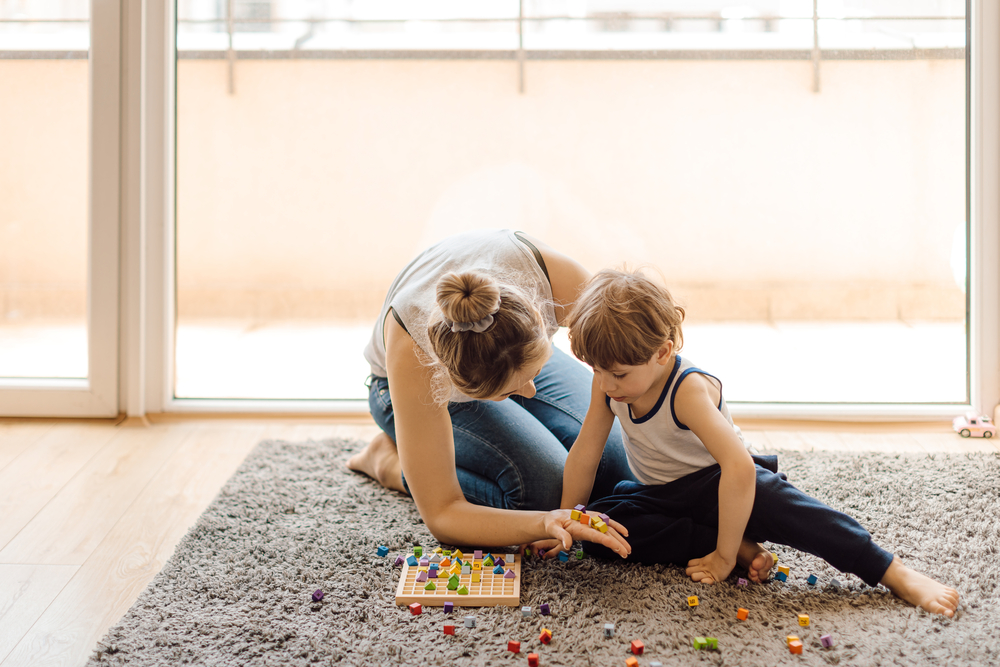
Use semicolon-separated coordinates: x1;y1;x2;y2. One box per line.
534;509;632;559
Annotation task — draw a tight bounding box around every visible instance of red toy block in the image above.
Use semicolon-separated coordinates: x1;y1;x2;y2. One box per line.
408;602;422;615
527;653;539;666
507;640;521;653
443;624;455;635
539;628;552;644
630;639;644;655
737;608;749;621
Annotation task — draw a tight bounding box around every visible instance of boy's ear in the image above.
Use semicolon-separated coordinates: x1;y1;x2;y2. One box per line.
656;340;674;365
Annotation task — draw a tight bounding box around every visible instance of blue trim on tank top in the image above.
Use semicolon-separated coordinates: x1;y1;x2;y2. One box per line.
670;366;724;431
628;355;681;424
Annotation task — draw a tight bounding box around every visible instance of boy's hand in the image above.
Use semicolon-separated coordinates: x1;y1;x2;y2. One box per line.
685;550;736;584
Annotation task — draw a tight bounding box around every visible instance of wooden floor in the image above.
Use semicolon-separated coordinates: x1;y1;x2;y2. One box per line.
0;417;995;667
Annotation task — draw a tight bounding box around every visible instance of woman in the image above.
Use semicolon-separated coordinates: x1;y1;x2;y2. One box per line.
348;228;633;555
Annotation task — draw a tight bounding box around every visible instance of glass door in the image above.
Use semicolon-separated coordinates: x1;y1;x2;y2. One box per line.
0;0;120;417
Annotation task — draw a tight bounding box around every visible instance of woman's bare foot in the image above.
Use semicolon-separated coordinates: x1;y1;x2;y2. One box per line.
736;539;775;583
347;432;407;494
880;556;959;617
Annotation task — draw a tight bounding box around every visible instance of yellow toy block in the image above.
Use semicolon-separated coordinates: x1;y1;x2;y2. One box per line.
687;596;699;607
772;551;778;564
593;519;608;533
453;549;464;560
472;571;481;583
472;561;482;570
798;614;809;627
786;635;800;646
434;547;443;554
778;565;790;576
570;509;581;521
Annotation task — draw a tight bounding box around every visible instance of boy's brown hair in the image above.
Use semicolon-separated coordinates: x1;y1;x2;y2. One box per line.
567;268;685;370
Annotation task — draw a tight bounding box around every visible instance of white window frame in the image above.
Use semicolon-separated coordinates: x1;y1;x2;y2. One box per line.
127;0;999;420
0;0;121;418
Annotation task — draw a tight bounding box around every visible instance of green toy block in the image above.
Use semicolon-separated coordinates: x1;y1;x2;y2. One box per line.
457;585;469;595
576;550;585;559
693;637;708;650
413;546;423;557
447;574;460;590
706;638;718;650
424;581;436;591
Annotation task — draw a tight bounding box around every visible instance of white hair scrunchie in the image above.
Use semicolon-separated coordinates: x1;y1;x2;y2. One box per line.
444;298;501;333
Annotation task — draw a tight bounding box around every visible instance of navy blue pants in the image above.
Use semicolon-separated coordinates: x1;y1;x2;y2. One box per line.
584;455;894;587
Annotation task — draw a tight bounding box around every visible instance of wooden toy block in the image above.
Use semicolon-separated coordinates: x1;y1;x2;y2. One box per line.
772;551;778;564
394;555;405;567
630;639;644;655
789;640;803;654
807;574;818;585
396;551;521;607
419;557;430;567
474;549;483;559
495;556;506;567
433;547;443;554
443;624;455;635
484;555;495;567
576;550;585;559
522;606;532;617
472;561;482;570
830;578;843;588
598;512;610;522
706;638;718;650
539;628;552;644
775;572;788;582
778;566;790;576
409;602;422;615
508;640;521;653
786;635;800;646
462;564;471;575
574;504;587;513
416;571;428;583
626;658;638;667
430;554;442;564
527;653;539;667
603;623;615;638
406;556;418;567
457;585;469;595
377;545;389;557
493;564;505;575
595;521;608;533
570;509;581;521
443;550;452;558
798;614;809;627
650;662;663;667
540;603;550;615
687;595;699;607
821;634;833;648
558;551;569;562
579;513;589;525
453;549;464;560
463;615;476;628
413;546;422;557
693;637;708;650
736;608;749;621
450;564;461;576
311;590;324;602
737;577;748;586
444;601;454;613
440;558;451;568
424;581;436;591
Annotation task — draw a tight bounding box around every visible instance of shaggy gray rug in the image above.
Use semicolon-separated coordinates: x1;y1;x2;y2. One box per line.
88;439;1000;667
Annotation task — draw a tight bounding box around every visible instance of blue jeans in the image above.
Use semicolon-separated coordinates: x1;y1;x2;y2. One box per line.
368;346;637;511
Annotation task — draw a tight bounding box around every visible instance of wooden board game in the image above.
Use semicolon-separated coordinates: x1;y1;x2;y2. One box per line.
395;552;522;607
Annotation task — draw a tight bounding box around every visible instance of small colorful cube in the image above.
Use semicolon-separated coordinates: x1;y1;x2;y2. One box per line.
474;550;483;560
575;550;585;560
393;555;405;567
527;653;539;667
778;565;790;576
406;556;418;567
821;634;834;648
630;639;644;655
464;615;476;628
443;624;455;635
807;574;818;585
603;623;615;638
540;603;550;615
507;640;521;653
484;555;494;567
462;564;471;575
424;581;436;591
453;549;464;560
626;658;638;667
775;571;788;582
570;509;581;521
737;577;749;587
798;614;809;627
789;639;803;655
650;663;663;667
419;557;429;567
495;556;506;567
574;504;587;513
493;564;505;575
522;606;532;617
736;608;749;621
830;578;843;588
786;635;800;646
413;546;423;557
558;551;569;562
706;638;718;650
772;551;779;564
442;550;451;558
311;589;324;602
444;601;454;613
472;572;481;583
440;558;451;568
693;637;708;650
376;545;389;557
408;602;422;616
579;513;589;525
457;585;469;595
504;569;515;579
416;571;428;583
687;595;699;607
539;628;552;644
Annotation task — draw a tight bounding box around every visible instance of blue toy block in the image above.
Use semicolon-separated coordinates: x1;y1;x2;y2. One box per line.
775;571;787;582
558;551;569;562
807;574;818;585
493;564;504;575
376;545;389;557
406;555;418;567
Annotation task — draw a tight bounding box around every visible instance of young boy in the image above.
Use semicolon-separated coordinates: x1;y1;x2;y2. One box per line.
554;268;958;617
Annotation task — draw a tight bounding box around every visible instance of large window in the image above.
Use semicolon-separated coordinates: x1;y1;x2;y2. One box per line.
173;0;969;408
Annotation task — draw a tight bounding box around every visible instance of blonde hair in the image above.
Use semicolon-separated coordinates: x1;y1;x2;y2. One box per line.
567;268;685;370
428;272;551;401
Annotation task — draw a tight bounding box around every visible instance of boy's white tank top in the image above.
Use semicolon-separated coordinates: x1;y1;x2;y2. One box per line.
607;355;749;485
363;229;557;402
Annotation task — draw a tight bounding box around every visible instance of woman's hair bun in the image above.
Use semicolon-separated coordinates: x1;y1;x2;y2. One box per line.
436;272;501;326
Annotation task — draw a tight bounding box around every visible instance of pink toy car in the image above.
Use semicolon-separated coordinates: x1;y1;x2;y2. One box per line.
952;412;997;438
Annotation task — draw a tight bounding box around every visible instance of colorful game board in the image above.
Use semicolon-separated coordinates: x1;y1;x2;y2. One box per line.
395;551;522;607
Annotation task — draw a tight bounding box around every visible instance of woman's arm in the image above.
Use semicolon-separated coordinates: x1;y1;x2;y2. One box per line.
514;233;591;326
674;373;757;583
561;376;616;509
384;315;629;555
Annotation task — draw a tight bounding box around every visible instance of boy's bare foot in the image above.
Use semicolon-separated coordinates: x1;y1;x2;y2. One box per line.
346;432;407;494
880;556;959;617
736;539;775;583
